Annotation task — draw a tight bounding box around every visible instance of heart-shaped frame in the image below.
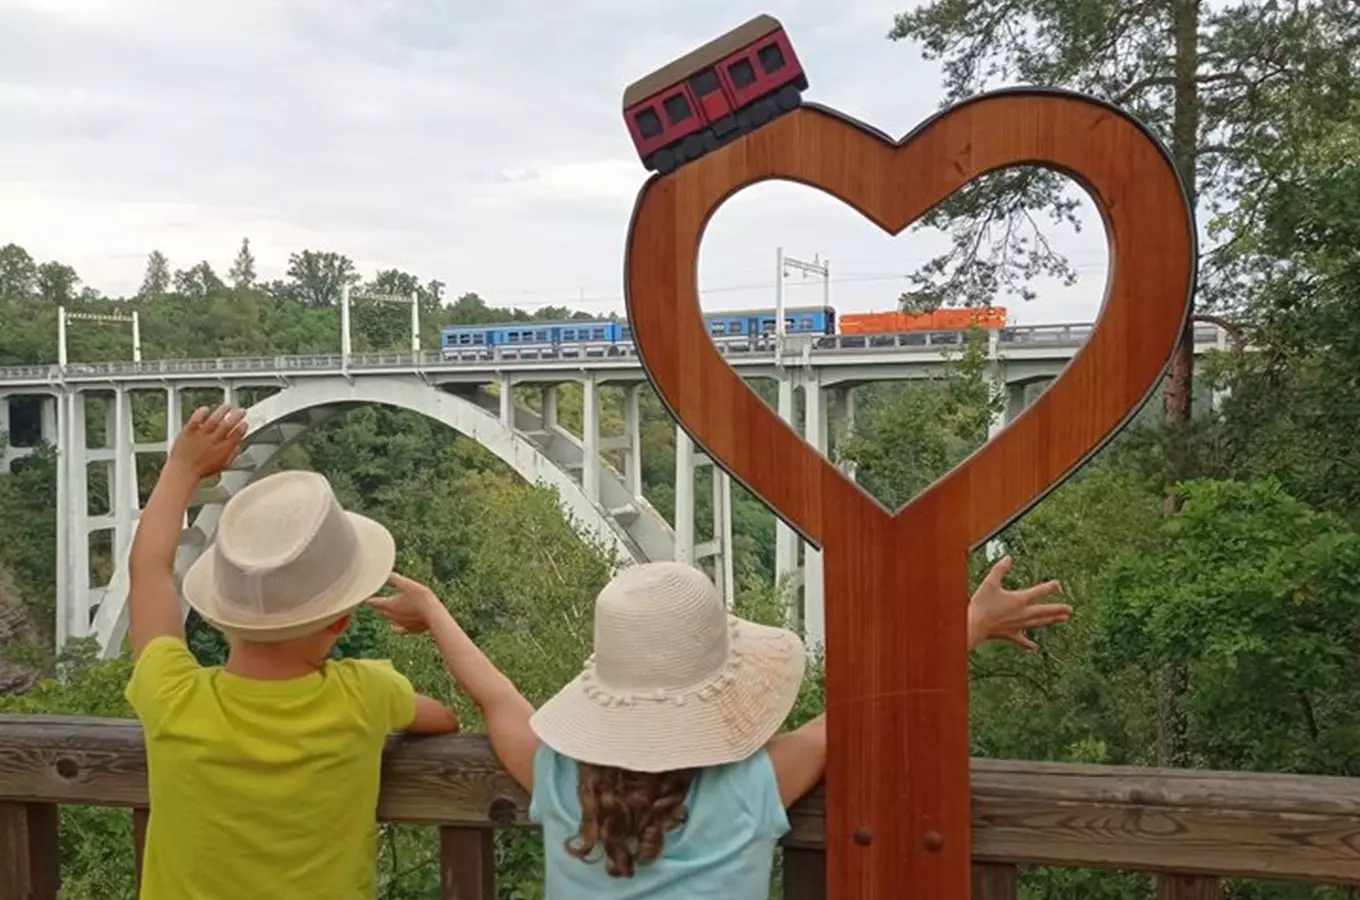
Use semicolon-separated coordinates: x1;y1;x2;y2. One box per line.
624;88;1195;899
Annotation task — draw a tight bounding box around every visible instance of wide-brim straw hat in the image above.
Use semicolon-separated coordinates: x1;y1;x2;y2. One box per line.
182;470;395;643
530;561;807;773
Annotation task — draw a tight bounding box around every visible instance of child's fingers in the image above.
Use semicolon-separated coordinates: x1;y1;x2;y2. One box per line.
184;406;210;430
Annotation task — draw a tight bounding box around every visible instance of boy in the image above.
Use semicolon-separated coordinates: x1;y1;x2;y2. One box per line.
125;403;459;899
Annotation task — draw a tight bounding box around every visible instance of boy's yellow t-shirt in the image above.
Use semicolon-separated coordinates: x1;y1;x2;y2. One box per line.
125;635;417;900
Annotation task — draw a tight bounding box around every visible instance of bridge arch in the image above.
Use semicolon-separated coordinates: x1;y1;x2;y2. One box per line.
92;375;641;657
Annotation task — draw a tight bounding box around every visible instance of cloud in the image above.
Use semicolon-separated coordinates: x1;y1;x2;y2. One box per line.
0;0;1107;325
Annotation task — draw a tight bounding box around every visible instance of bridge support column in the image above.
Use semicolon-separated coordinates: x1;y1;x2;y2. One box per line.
802;374;826;652
54;393;69;649
674;426;695;564
834;386;857;480
110;387;136;566
623;384;643;500
166;387;184;529
540;386;558;431
582;374;600;504
40;396;57;447
62;391;91;645
774;373;800;620
499;376;513;427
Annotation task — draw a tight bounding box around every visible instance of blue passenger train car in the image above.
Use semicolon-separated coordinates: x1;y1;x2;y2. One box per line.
438;305;836;358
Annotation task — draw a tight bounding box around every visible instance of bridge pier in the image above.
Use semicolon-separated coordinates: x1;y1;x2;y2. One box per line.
673;425;735;605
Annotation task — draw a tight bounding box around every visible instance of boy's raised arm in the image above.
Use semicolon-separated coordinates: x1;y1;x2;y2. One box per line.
128;405;248;661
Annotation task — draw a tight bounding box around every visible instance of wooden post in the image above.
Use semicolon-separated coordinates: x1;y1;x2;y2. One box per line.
972;863;1019;900
1158;874;1221;900
439;826;495;900
783;847;828;900
0;801;60;900
133;807;150;892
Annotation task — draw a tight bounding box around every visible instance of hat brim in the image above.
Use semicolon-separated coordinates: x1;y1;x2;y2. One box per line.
529;616;807;773
181;512;395;643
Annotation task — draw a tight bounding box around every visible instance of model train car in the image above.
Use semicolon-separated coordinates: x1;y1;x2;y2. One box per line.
439;305;1010;358
622;14;808;173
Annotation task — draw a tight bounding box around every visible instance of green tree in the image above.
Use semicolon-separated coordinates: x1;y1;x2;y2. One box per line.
0;243;38;299
227;238;257;291
36;260;80;304
139;251;171;298
285;250;359;307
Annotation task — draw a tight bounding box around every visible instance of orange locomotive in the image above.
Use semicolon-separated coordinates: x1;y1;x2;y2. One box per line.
839;306;1009;335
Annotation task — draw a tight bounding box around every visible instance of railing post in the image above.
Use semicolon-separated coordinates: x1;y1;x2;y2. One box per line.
439;827;495;900
781;847;826;900
972;863;1019;900
0;801;60;899
1157;874;1221;900
133;807;150;892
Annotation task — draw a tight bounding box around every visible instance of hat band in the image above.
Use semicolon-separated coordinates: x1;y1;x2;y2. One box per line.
580;618;747;709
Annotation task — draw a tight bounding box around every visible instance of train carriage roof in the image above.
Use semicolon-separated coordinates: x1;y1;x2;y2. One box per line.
622;14;782;109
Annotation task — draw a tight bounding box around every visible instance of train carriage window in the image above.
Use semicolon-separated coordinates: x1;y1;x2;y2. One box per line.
536;330;548;342
592;328;606;340
690;68;720;96
508;332;519;343
758;43;786;74
564;329;576;340
664;93;692;123
473;334;484;344
635;107;664;139
728;58;756;89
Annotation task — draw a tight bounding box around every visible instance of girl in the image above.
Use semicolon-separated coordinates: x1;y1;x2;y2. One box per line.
370;557;1068;899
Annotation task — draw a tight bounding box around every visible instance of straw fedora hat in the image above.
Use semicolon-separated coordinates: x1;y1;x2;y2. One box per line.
182;470;395;643
530;561;807;773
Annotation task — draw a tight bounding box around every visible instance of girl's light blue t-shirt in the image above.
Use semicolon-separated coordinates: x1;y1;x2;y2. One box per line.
528;743;791;900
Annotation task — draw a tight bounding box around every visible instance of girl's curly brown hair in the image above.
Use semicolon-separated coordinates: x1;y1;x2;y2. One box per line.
565;762;696;878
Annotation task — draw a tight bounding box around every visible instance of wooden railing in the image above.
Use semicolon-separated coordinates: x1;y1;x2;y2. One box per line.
1;715;1357;898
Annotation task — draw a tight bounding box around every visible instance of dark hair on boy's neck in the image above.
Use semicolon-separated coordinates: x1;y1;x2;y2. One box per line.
566;762;695;878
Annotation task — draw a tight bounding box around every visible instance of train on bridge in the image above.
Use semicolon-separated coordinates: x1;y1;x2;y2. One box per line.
439;305;1012;358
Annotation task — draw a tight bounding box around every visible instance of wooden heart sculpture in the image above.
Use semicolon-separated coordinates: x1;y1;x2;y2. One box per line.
624;89;1195;899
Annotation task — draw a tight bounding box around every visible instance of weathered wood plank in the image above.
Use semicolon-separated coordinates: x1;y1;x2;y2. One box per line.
0;801;60;900
439;826;494;900
133;806;149;892
1157;874;1221;900
972;863;1019;900
1;715;1357;885
782;847;827;900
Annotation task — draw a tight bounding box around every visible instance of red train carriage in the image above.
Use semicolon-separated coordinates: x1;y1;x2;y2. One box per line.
622;14;809;174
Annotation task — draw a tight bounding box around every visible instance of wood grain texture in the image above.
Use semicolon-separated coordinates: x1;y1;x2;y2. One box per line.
971;863;1019;900
2;717;1356;884
1157;875;1222;900
0;801;59;900
440;827;495;900
133;806;149;894
623;90;1196;899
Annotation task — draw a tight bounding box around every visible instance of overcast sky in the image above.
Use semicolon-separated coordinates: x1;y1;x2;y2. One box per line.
0;0;1110;325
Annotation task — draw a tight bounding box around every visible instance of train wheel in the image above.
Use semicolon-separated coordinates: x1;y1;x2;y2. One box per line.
776;85;801;112
702;130;717;153
682;133;704;160
654;147;677;174
750;101;771;126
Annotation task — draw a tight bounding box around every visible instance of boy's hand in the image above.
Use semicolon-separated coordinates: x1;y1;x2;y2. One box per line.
369;573;443;634
967;555;1071;652
169;404;248;480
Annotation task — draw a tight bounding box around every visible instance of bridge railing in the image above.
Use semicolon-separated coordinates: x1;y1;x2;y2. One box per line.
0;715;1354;899
0;323;1228;382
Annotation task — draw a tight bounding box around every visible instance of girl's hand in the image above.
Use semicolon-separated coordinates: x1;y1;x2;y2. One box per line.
967;555;1071;651
168;404;248;480
368;573;443;635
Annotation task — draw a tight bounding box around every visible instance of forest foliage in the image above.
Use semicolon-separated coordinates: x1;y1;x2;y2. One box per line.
1;2;1360;897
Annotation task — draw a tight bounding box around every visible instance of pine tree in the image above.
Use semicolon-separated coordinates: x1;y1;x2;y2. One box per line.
228;238;257;291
